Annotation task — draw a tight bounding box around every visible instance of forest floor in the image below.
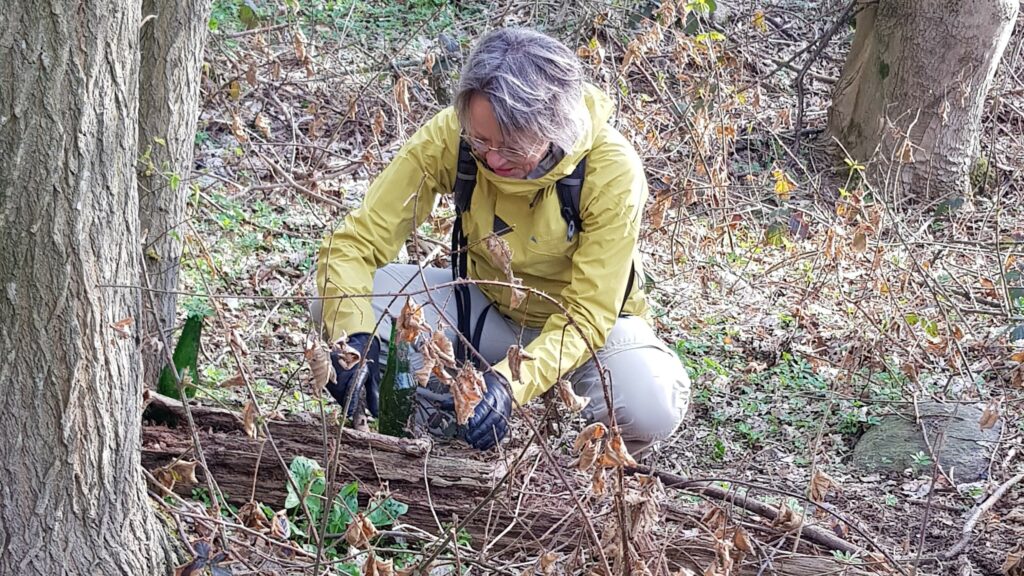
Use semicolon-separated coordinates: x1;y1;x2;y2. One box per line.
159;0;1024;574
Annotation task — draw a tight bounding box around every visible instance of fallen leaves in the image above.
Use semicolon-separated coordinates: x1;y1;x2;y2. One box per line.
363;552;394;576
485;233;526;309
393;76;411;114
808;469;839;504
557;379;590;413
572;423;640;493
507;345;536;382
772;169;794;200
574;422;608;453
238;500;268;530
602;431;639;468
110;317;134;338
345;513;378;548
303;336;335;393
1003;543;1023;576
242;401;258;439
397;299;426;343
254;112;271;139
152;460;199;491
771;502;803;532
452;363;486;425
979;397;1002;430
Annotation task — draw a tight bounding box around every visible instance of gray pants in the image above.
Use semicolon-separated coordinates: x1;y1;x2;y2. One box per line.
313;264;690;453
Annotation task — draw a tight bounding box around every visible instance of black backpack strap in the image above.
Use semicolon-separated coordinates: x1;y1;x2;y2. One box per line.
555;157;586;241
451;140;477;362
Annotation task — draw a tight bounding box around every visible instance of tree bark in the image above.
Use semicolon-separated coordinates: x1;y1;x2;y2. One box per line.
0;2;173;574
827;0;1019;201
138;0;212;386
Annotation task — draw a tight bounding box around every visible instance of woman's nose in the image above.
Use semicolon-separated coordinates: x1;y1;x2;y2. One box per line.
486;150;510;168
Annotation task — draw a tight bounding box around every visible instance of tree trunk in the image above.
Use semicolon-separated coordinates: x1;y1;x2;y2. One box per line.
138;0;212;386
827;0;1019;201
0;2;173;574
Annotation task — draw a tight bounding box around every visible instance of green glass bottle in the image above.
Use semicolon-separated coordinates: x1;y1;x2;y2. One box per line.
377;320;416;437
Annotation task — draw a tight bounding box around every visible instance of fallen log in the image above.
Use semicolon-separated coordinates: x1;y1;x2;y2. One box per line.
141;394;875;575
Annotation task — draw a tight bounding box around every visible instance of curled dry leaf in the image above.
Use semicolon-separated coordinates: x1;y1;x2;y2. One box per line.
293;28;307;63
1003;543;1023;576
230;112;247;142
558;379;590;413
239;500;268;530
485;233;514;278
808;469;838;504
271;509;290;539
230;328;250;356
733;526;753;554
416;330;457;386
372;107;387;139
576;438;602;471
539;551;558;576
591;467;607;495
393;76;410;114
979;397;1001;430
152;467;177;491
430;330;456;371
110;317;134;338
254;113;271;139
221;373;246;388
603;431;639;468
331;333;362;371
242;401;258;440
304;338;335;396
701;505;728;532
771;502;803;532
364;553;395;576
169;460;199;485
345;513;378;548
452;363;486;425
397;299;426;343
506;345;536;382
509;282;527;310
422;51;436;74
573;422;608;453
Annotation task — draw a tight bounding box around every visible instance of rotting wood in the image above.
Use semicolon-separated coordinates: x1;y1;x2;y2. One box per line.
141;394;877;575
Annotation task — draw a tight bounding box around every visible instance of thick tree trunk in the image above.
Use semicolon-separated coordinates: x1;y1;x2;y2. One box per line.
827;0;1018;201
0;2;173;574
138;0;212;386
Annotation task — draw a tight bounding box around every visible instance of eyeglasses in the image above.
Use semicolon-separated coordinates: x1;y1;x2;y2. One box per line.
463;134;544;163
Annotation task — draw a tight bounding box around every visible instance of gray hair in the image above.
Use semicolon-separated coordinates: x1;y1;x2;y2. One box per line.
454;28;585;155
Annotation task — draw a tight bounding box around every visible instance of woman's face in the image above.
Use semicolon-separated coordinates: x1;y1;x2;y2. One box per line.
466;94;548;179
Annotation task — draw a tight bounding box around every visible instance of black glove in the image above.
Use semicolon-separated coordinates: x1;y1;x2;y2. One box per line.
326;333;381;418
462;371;512;450
412;370;512;450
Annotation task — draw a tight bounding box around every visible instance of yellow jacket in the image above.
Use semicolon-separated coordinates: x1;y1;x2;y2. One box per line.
316;84;649;404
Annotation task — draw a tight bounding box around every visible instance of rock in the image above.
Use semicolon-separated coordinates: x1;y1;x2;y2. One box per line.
850;401;1000;483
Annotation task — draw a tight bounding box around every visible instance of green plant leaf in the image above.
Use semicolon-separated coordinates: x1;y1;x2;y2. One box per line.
367;496;409;527
328;481;360;533
157;313;204;398
285;456;326;524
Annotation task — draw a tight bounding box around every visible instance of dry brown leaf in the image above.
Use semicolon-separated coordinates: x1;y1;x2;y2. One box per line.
422;51;436;74
771;502;803;532
539;551;558;575
509;283;527;310
304;339;335;396
558;379;591;413
372;108;387;139
242;401;258;439
430;330;456;370
332;333;362;371
808;469;838;503
452;363;486;425
293;28;307;63
152;467;177;491
397;299;426;343
345;513;378;548
230;112;248;142
485;233;514;278
221;373;246;388
573;422;608;453
701;505;728;531
363;552;394;576
1003;543;1023;576
270;60;282;80
168;460;199;485
980;278;999;299
414;355;436;387
649;192;671;228
110;317;134;338
576;438;601;471
271;509;290;539
230;328;250;356
393;76;410;113
591;467;607;495
239;500;268;530
1011;351;1024;363
506;345;536;382
254;113;271;139
899;139;915;164
852;230;868;253
603;431;639;468
245;63;257;86
733;526;753;553
979;397;1001;430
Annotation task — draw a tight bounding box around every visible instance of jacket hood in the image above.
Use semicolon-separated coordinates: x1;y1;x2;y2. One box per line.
476;83;615;196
